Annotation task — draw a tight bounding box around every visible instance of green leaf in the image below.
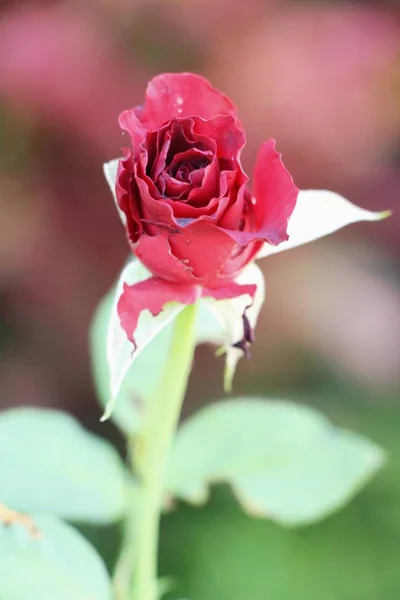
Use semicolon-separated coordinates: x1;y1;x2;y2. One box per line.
160;486;382;600
90;273;176;436
96;259;189;422
160;396;400;600
0;512;112;600
166;398;385;525
0;408;128;523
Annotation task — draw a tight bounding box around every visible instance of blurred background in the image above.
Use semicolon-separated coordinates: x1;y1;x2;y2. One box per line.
1;1;400;598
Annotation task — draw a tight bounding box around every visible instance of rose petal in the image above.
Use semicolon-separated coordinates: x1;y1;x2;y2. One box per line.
117;155;144;243
168;147;213;172
167;193;229;220
192;115;245;160
152;129;171;180
218;140;298;247
135;234;199;283
186;160;219;206
189;169;205;186
163;174;192;198
135;219;259;288
252;139;298;245
217;171;248;229
105;259;186;414
134;162;178;231
168;222;241;286
162;147;214;200
119;275;258;350
118;277;202;348
134;73;237;130
256;190;391;259
218;238;262;281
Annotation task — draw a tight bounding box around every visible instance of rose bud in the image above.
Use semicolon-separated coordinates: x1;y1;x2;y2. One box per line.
103;73;389;407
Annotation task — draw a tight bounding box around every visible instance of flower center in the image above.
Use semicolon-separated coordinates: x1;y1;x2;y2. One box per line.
169;157;210;182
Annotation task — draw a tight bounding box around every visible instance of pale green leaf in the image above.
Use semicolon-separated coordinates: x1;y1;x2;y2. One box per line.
0;513;112;600
166;398;385;525
160;396;400;600
257;190;390;259
0;408;128;523
103;159;126;225
102;259;189;421
91;284;174;436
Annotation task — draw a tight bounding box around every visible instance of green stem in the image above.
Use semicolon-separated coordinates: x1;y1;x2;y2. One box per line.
131;303;198;600
113;488;138;600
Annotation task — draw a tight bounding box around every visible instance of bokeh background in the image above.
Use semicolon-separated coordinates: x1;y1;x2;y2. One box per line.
1;1;400;598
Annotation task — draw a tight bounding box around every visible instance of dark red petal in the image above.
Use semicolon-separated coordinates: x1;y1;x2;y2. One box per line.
252;139;298;245
152;130;171;180
220;140;298;247
217;169;248;229
116;155;143;243
135;73;237;130
192;115;245;160
167;193;229;220
168;222;247;286
135;234;200;283
173;167;235;217
185;161;219;206
117;277;202;346
135;225;243;288
202;281;257;302
163;175;191;198
117;274;258;349
188;169;204;186
134;161;178;231
218;239;262;280
168;147;213;174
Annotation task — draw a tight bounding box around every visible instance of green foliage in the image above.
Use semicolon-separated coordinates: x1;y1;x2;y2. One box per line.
160;397;400;600
90;285;175;436
161;486;380;600
0;408;128;524
95;260;197;423
166;398;385;525
0;514;112;600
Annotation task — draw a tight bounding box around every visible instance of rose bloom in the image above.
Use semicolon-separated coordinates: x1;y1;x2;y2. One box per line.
114;73;298;287
104;72;386;400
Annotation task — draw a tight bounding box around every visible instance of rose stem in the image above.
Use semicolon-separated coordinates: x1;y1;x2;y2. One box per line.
130;303;198;600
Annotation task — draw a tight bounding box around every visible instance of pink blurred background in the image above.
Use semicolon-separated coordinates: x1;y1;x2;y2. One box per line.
0;0;399;419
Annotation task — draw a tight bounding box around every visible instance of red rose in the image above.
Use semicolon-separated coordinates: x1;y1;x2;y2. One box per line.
104;74;387;399
115;73;298;288
104;73;298;355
